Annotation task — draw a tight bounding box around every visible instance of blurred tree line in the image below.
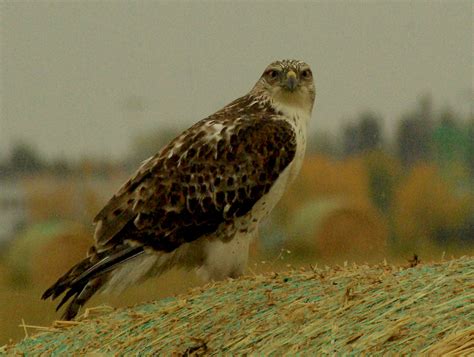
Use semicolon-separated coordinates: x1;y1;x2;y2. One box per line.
305;94;473;188
0;142;126;179
2;93;471;179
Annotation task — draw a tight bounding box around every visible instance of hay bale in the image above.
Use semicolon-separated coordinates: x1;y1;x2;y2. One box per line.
314;206;388;261
284;199;388;261
2;257;473;355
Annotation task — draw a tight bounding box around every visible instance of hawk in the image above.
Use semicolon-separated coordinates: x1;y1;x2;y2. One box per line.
42;59;316;319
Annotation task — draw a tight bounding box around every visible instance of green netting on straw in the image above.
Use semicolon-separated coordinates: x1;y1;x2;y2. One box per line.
2;257;473;355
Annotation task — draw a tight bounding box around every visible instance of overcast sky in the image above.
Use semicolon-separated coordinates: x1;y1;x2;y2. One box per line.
1;1;472;161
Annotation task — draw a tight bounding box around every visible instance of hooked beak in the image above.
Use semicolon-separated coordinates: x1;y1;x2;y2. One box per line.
285;70;298;91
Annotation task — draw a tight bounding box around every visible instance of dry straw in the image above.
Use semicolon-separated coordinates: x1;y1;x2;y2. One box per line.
2;256;473;355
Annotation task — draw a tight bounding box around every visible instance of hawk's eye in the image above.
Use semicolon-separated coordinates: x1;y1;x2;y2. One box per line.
301;69;312;79
266;70;279;80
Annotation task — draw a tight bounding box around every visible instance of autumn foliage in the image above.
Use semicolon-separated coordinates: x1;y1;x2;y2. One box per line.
276;152;472;262
394;164;472;251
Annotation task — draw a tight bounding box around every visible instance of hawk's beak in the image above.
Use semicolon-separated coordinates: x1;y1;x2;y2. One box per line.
285;70;298;91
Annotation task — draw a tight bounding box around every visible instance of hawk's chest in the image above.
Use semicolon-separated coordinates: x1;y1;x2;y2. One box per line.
286;111;309;182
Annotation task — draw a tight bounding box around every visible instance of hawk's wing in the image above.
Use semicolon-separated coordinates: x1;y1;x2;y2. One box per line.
93;114;296;252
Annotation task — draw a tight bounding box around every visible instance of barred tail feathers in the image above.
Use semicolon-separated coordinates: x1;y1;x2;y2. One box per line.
42;245;144;320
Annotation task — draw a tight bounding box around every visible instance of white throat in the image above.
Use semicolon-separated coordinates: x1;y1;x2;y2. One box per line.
272;99;312;129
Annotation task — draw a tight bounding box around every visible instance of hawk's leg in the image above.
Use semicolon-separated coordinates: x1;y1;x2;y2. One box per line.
196;231;254;282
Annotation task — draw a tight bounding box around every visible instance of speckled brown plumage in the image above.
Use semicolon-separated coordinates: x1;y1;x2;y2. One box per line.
95;97;296;253
42;59;316;319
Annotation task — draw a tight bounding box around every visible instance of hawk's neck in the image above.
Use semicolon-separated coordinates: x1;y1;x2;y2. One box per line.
246;89;312;127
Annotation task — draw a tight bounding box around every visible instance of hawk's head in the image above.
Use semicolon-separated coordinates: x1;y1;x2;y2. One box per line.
252;59;316;115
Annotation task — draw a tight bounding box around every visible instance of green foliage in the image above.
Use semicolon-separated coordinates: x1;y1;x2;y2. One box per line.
364;151;400;214
466;118;474;179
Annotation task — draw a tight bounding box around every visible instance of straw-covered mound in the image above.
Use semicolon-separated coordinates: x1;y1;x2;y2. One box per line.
3;256;473;355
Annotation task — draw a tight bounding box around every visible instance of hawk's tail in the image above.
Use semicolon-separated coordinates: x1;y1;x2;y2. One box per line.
42;245;144;320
